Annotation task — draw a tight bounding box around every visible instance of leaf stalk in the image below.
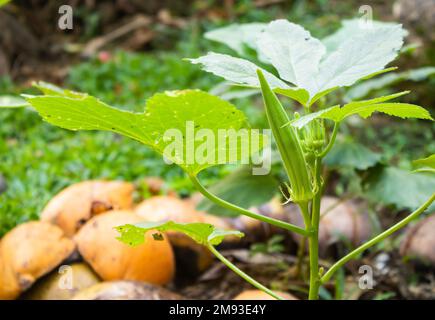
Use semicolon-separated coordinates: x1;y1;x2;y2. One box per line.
189;175;311;237
321;192;435;284
207;244;285;300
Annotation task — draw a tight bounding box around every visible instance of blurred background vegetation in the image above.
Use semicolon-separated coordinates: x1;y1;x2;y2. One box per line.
0;0;434;236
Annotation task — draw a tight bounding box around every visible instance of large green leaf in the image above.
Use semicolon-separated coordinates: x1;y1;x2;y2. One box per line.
257;19;325;93
346;67;435;100
324;140;382;170
197;166;279;217
290;92;432;128
192;19;407;105
365;166;435;210
26;87;266;175
115;221;244;246
200;20;317;105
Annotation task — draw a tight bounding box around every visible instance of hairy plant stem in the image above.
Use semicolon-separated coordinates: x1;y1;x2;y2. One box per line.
321;192;435;283
189;175;310;236
307;120;341;299
207;244;284;300
308;158;322;299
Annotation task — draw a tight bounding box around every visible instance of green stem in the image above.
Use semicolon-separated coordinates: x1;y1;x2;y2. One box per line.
207;244;285;300
295;235;306;279
190;175;310;237
306;120;338;299
295;201;311;279
317;122;340;158
308;159;322;300
321;192;435;284
299;201;311;230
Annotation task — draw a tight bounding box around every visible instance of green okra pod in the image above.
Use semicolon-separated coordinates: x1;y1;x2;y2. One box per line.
257;69;314;202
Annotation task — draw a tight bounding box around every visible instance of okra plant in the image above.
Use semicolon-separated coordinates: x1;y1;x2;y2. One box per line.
19;19;435;300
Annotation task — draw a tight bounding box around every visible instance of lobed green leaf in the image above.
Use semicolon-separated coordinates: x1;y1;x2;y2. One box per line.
313;24;406;96
256;19;325;93
290;92;433;128
339;102;433;120
26;86;266;175
193;19;408;104
115;221;244;246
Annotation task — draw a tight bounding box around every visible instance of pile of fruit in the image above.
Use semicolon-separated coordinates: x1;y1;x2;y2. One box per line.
0;180;433;300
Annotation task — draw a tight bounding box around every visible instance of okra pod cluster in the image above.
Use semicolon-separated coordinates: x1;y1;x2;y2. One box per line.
257;70;314;203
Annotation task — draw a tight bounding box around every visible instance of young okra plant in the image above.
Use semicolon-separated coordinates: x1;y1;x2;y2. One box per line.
23;19;435;300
